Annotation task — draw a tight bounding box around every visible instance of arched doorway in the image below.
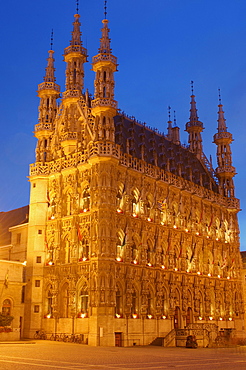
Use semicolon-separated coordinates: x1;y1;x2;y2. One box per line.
174;306;181;329
186;307;193;326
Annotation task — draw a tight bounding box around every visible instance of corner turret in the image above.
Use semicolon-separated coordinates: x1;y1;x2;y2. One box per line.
35;41;60;162
185;82;204;159
213;91;236;197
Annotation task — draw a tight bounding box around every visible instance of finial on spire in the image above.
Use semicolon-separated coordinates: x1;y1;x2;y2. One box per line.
168;106;171;121
191;80;194;95
174;110;177;127
50;29;54;50
76;0;79;14
218;88;222;104
104;1;108;19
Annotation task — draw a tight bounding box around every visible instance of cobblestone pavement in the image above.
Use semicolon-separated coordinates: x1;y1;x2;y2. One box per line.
0;341;246;369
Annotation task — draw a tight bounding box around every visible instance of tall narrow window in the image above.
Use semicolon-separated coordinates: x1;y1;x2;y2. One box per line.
115;288;122;316
47;290;53;315
131;290;138;315
61;283;69;318
80;288;89;316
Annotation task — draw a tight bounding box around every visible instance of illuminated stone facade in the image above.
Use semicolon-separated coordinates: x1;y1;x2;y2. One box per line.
23;10;244;346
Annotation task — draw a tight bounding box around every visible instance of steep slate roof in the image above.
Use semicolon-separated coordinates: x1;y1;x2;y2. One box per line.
0;205;29;246
114;115;218;193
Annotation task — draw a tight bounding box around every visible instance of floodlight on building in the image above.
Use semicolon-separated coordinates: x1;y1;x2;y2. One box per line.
147;315;153;319
22;261;27;266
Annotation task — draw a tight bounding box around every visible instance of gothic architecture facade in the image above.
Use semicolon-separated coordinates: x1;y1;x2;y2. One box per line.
23;9;244;346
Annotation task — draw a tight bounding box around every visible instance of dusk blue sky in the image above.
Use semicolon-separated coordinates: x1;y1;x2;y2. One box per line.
0;0;246;249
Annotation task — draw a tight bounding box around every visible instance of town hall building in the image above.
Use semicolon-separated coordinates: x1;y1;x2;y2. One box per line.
1;5;245;346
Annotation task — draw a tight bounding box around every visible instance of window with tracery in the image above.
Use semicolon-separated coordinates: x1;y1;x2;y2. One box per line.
2;299;11;316
79;287;89;315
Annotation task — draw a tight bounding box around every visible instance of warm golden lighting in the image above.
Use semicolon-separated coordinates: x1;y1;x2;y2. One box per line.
133;260;137;265
173;225;177;229
219;317;223;321
147;314;153;319
196;232;199;236
80;313;87;318
227;276;230;280
208;273;211;277
218;275;221;278
197;271;201;275
115;314;121;318
199;316;203;320
147;217;152;222
117;208;123;213
229;317;233;321
116;257;122;262
147;263;152;267
174;268;178;271
162;315;167;319
132;213;138;218
22;261;27;266
161;265;165;269
209;316;213;320
132;314;138;319
185;229;189;233
46;314;51;319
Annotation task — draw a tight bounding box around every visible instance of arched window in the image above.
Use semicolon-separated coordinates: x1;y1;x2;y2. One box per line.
131;289;138;316
116;232;124;260
81;186;90;211
47;290;53;315
147;239;153;265
115;287;122;316
147;292;153;316
79;287;89;316
60;283;69;318
2;299;11;315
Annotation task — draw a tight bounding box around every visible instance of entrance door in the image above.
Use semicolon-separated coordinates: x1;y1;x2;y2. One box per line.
174;306;181;329
115;332;122;347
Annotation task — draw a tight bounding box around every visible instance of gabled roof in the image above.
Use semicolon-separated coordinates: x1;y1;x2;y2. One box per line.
0;205;29;246
114;115;218;193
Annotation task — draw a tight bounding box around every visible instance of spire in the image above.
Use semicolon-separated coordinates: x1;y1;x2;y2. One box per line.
213;90;236;197
167;107;180;145
185;82;204;158
35;44;60;162
217;88;227;132
98;2;111;54
91;2;118;142
167;106;173;139
63;11;88;96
